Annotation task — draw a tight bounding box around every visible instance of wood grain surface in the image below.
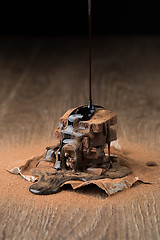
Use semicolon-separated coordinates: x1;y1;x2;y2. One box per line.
0;37;160;240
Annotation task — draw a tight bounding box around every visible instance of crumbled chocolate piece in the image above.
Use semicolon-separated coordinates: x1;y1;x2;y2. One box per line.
53;107;117;170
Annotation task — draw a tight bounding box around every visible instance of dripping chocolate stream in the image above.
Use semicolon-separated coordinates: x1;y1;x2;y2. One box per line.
88;0;92;110
59;0;96;134
36;1;111;170
63;0;95;127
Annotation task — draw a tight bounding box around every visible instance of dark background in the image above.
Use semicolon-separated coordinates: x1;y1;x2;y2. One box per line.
0;0;160;36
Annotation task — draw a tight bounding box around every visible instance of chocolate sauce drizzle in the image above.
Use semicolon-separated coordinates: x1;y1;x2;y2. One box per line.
36;0;110;171
66;0;95;122
54;0;98;170
88;0;93;110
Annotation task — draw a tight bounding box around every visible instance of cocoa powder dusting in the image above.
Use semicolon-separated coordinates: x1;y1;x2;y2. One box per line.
1;140;160;209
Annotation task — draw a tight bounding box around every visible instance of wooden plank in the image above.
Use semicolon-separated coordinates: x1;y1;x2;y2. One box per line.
0;37;160;240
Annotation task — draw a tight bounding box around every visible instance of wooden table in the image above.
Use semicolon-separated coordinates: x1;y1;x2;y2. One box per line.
0;37;160;240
